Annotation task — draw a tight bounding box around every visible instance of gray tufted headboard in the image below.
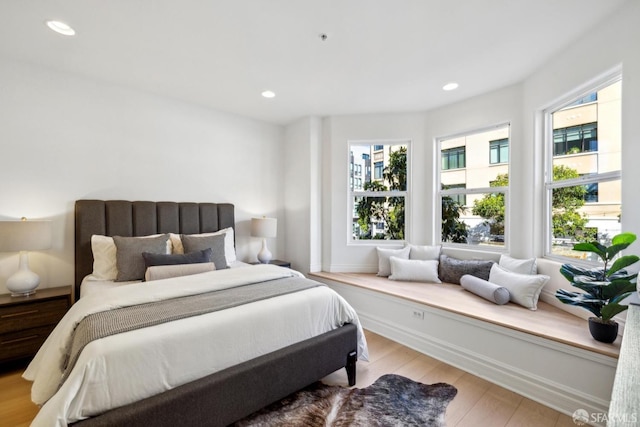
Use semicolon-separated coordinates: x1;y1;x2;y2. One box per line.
74;200;235;301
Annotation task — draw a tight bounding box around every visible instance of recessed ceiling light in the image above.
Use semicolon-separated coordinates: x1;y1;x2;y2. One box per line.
261;90;276;98
46;20;76;36
442;82;459;91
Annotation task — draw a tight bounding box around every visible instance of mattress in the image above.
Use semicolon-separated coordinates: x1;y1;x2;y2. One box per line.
24;264;368;427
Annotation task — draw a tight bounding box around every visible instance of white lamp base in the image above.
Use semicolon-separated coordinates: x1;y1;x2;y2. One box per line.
6;252;40;297
257;238;272;264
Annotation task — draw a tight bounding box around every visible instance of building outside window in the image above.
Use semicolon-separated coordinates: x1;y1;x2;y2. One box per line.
350;142;408;241
544;76;621;261
438;124;510;247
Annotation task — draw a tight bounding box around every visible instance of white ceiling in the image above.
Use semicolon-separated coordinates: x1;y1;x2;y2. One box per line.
0;0;629;125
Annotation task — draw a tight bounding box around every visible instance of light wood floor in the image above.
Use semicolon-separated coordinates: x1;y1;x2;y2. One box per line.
1;330;575;427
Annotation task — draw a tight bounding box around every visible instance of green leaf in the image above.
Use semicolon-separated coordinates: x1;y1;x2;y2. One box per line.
606;233;637;261
555;289;603;317
601;279;637;300
608;255;640;276
560;264;605;282
611;232;637;246
572;242;606;259
601;303;629;322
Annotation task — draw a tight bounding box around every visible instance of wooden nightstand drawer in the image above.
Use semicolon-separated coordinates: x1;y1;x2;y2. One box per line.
0;325;56;361
0;298;68;334
0;286;71;364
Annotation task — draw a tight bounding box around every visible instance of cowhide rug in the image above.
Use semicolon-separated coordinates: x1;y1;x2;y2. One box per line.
232;374;458;426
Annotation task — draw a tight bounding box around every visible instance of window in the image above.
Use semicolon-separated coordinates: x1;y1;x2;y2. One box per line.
442;184;466;206
544;76;621;261
442;147;465;170
438;124;510;247
553;123;598;155
374;162;384;180
350;141;408;241
489;138;509;164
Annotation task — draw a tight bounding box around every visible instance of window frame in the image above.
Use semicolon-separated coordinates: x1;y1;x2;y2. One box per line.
348;140;410;244
542;71;622;262
437;123;510;251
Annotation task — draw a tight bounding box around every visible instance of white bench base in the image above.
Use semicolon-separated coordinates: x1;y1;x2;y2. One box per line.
312;273;618;424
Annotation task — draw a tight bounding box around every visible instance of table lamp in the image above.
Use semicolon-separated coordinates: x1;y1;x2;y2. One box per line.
250;217;277;264
0;218;52;296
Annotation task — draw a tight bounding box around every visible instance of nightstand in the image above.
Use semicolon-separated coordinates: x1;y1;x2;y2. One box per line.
0;286;71;364
251;259;291;268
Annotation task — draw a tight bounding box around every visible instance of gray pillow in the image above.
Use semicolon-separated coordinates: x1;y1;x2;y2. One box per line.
181;234;228;270
142;248;213;268
113;234;170;282
438;254;494;285
460;274;510;305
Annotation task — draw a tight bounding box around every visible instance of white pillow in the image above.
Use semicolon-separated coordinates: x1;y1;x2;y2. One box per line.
499;254;537;275
389;257;441;283
376;246;410;277
91;234;172;281
489;264;550;310
170;227;237;264
407;244;441;261
91;235;118;280
144;262;215;282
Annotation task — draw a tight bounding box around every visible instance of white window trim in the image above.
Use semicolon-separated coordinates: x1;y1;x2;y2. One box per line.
436;122;511;252
347;139;411;245
542;68;622;262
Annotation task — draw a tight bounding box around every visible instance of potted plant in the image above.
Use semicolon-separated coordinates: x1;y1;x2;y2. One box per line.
555;232;639;343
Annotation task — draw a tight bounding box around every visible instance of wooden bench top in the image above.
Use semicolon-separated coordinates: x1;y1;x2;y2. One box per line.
310;271;620;359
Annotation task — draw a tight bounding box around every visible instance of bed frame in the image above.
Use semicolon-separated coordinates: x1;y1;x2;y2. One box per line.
72;199;358;426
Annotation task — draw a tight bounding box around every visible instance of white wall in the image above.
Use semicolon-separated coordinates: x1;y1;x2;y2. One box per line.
317;0;640;273
283;116;322;273
0;57;285;294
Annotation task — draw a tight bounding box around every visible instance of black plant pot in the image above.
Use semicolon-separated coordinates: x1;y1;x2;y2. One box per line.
588;317;619;343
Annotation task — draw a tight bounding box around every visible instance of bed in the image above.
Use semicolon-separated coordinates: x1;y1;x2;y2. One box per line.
23;200;367;427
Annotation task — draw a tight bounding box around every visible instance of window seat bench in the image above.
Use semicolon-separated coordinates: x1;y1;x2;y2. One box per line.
310;271;620;424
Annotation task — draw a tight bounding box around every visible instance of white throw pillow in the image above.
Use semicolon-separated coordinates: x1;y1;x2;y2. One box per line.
144;262;216;282
489;264;550;310
170;227;237;264
389;257;441;283
376;246;410;277
407;244;441;261
91;234;172;281
91;235;118;280
499;254;537;275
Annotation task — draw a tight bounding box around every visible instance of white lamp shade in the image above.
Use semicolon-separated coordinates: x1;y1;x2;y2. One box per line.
250;217;277;238
0;220;52;252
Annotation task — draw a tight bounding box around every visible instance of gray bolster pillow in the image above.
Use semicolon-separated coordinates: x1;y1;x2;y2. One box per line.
460;274;510;305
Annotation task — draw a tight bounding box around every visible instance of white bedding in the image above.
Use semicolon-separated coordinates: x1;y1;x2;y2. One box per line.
24;264;368;427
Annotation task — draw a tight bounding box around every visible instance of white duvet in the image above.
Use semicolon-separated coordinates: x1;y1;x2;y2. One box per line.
23;265;368;427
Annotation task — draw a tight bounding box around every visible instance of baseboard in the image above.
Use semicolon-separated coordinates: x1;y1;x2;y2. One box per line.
321;279;617;425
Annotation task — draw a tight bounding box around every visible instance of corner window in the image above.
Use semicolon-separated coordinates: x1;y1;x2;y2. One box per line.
438;124;510;248
350;141;408;241
544;76;621;260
